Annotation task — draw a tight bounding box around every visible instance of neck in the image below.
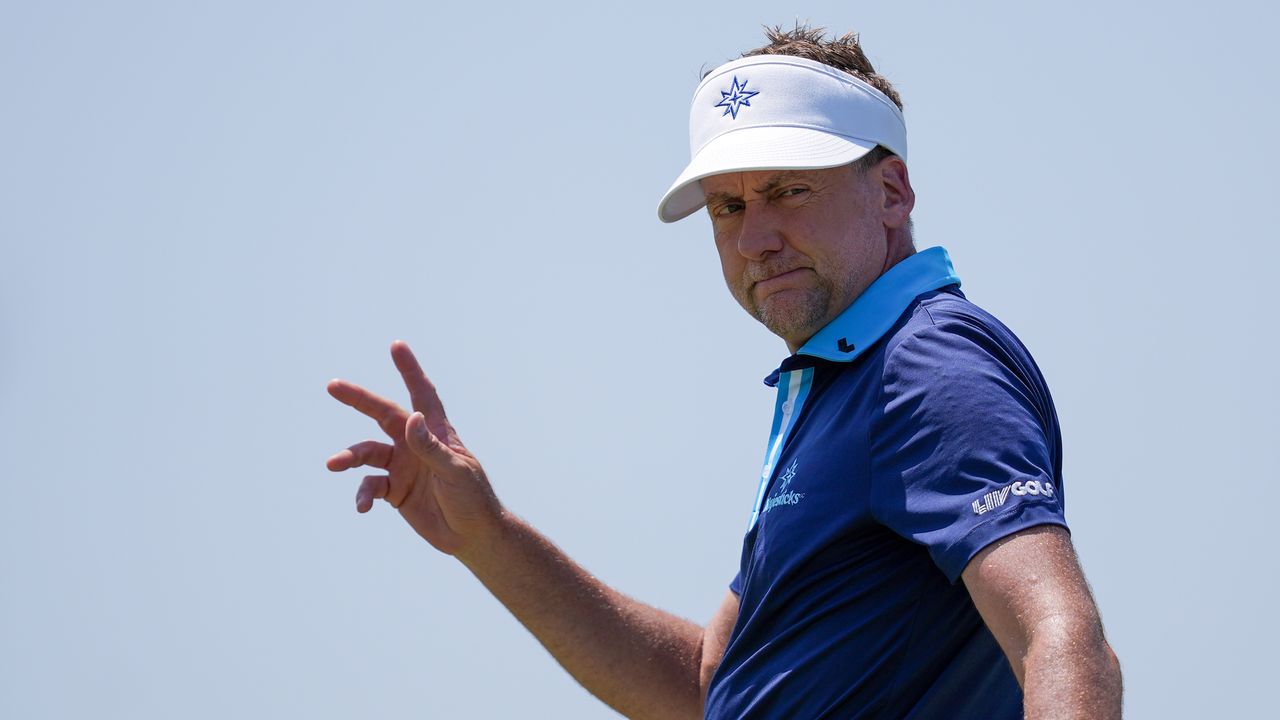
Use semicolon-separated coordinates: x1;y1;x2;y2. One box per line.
882;229;916;272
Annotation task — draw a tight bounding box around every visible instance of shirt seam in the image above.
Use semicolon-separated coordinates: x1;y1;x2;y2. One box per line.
921;302;939;326
868;301;940;524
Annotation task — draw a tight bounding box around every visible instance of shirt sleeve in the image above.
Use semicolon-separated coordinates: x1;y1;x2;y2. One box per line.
869;311;1068;582
729;572;743;596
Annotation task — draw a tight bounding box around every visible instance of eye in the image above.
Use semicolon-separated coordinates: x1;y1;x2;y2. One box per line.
712;202;745;217
777;186;810;199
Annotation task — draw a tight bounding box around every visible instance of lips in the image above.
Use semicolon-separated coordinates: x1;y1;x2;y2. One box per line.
752;267;811;300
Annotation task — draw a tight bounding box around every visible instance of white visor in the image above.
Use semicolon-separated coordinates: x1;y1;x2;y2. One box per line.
657;55;907;223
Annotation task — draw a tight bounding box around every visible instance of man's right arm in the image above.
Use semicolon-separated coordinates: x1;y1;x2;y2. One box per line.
459;515;740;719
326;341;737;719
698;589;740;706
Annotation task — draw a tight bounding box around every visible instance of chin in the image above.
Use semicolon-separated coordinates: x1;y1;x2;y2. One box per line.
755;295;828;342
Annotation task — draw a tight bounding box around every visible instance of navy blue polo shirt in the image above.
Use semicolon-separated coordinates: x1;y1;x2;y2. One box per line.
705;247;1068;719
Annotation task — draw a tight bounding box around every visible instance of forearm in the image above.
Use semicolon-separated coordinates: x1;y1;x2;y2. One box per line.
456;511;704;720
963;527;1122;719
1021;620;1122;720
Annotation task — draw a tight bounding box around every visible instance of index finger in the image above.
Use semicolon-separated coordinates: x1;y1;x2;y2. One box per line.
326;378;408;438
390;340;449;427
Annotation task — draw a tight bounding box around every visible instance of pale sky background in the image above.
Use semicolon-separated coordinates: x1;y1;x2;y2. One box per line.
2;1;1276;718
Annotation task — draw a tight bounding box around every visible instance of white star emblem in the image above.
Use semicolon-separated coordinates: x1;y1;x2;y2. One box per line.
714;76;759;119
777;460;798;491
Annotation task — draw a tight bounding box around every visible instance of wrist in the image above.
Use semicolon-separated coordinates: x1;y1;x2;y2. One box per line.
453;505;518;570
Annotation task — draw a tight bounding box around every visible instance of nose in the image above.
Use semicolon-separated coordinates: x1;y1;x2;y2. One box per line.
735;200;785;261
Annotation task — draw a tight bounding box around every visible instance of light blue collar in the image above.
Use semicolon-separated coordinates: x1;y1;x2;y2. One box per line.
797;246;961;362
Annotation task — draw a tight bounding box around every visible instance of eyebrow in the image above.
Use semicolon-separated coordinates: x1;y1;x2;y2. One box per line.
703;171;811;205
752;171;808;194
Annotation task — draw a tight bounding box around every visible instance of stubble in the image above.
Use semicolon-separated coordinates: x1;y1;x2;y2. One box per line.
740;269;836;345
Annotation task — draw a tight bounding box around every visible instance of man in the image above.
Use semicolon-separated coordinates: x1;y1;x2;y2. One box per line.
326;26;1122;719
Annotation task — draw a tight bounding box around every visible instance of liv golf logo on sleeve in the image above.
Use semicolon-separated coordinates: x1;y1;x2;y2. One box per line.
972;479;1057;515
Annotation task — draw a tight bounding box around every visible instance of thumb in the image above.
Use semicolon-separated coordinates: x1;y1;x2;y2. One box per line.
406;411;453;466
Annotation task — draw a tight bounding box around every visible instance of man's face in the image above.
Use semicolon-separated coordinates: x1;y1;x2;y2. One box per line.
701;164;892;350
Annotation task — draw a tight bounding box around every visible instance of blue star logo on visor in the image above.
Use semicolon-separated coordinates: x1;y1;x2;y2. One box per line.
715;76;759;119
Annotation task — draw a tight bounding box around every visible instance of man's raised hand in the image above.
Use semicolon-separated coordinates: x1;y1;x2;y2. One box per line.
326;340;502;557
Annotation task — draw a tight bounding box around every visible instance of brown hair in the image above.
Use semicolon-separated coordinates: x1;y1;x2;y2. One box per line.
739;24;903;111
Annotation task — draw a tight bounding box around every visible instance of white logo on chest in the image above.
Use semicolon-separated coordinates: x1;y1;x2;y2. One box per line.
763;460;805;514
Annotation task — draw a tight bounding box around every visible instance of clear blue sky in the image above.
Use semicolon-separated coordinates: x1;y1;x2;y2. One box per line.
2;2;1276;717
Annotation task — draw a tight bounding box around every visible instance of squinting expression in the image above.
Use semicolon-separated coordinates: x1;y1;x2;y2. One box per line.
702;165;891;351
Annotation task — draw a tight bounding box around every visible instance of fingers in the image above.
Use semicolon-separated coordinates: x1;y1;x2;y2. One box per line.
355;475;390;513
390;340;450;430
326;440;393;472
327;378;407;438
405;411;455;467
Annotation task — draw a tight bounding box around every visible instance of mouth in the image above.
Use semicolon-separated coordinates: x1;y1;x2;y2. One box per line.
752;267;811;300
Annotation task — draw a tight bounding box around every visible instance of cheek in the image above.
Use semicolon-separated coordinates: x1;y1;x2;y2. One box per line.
712;242;752;305
713;234;742;278
718;255;747;299
808;219;880;286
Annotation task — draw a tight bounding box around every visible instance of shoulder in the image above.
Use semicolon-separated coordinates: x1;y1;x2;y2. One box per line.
869;287;1060;449
883;288;1029;362
866;290;1068;580
878;288;1047;393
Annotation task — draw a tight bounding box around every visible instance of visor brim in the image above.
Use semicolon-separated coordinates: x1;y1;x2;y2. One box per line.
657;127;879;223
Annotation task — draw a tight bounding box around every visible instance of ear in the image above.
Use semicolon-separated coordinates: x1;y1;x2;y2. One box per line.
877;155;915;230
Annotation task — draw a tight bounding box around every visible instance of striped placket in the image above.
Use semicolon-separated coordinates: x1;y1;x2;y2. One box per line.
748;366;815;530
